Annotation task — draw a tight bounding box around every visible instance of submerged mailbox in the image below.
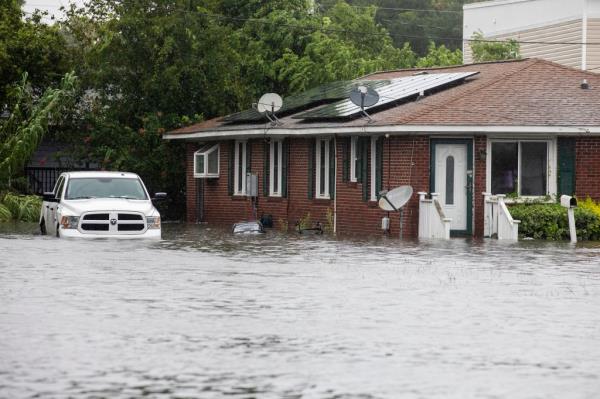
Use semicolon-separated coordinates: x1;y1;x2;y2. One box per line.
560;195;577;208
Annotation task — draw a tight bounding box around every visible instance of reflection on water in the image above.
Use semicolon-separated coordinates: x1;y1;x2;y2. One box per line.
1;223;599;398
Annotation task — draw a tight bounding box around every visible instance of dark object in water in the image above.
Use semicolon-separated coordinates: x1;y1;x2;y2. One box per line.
232;221;265;234
295;220;323;235
260;214;273;228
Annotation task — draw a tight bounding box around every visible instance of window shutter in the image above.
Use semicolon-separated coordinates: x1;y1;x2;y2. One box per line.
342;137;350;182
376;137;383;198
246;141;252;173
282;139;288;198
228;141;234;196
329;138;335;200
308;138;315;199
558;138;576;196
263;140;270;197
361;137;369;201
356;138;363;183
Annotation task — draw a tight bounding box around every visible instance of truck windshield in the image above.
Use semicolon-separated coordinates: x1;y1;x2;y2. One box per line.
65;178;148;200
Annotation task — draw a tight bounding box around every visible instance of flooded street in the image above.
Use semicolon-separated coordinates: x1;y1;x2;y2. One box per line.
1;224;600;399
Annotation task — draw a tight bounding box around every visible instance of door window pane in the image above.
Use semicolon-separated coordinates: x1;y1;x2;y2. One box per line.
491;142;518;195
445;156;454;205
520;142;547;196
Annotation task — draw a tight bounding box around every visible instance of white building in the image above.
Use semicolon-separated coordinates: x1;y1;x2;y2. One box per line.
463;0;600;71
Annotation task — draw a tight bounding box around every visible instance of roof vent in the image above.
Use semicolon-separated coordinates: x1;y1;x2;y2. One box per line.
581;79;590;90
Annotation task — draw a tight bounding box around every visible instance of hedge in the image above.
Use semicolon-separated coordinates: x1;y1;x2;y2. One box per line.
509;203;600;241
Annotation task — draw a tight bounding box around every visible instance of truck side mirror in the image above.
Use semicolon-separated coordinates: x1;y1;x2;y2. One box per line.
43;192;59;202
152;192;167;200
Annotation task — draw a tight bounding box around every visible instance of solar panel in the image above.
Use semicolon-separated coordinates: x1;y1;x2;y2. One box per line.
223;79;390;123
292;72;479;120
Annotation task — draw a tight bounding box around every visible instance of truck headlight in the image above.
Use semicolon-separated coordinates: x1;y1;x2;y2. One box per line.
60;216;79;229
146;216;161;229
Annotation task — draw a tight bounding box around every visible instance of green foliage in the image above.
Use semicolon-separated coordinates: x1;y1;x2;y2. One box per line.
0;72;77;187
0;1;73;107
298;212;312;230
0;192;42;222
509;203;600;241
470;31;520;62
579;197;600;218
416;41;462;68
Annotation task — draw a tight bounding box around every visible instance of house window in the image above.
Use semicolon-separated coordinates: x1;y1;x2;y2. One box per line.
234;140;247;195
350;136;359;182
315;138;330;199
490;140;550;196
370;137;377;201
194;144;220;178
270;140;283;196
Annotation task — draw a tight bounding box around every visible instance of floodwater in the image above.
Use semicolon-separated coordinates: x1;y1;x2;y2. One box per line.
1;224;599;399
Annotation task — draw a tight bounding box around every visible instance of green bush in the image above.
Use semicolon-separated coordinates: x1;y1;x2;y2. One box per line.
509;203;600;240
0;193;42;223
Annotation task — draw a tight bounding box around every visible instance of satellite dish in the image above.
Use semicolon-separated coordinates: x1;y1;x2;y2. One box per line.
257;93;283;114
378;185;413;212
350;85;380;108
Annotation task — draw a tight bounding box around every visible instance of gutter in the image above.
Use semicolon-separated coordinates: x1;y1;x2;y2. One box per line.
164;125;600;140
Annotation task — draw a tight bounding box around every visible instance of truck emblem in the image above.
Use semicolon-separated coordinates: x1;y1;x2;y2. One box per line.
110;219;117;225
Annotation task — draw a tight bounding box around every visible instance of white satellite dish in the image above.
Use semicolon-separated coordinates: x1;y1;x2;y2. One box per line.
378;185;413;212
257;93;283;114
350;85;379;121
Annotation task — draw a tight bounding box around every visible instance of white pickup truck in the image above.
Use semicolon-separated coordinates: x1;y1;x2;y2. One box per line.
40;171;165;239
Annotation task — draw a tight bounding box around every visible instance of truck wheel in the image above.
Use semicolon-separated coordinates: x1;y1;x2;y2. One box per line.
40;220;47;235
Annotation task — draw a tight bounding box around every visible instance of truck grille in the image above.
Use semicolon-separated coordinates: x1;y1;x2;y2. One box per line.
80;212;146;234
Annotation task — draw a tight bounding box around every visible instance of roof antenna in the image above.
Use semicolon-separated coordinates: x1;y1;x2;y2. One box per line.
257;93;283;126
350;85;379;123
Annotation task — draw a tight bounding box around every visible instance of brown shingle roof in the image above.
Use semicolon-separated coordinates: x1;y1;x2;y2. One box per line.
166;58;600;137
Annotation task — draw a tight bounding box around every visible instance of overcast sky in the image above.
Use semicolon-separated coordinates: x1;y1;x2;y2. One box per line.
23;0;85;22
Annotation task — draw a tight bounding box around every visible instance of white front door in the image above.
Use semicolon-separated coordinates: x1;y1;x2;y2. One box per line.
435;144;468;231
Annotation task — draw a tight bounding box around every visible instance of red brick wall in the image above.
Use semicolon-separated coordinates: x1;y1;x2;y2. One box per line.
185;135;489;238
575;137;600;201
473;136;487;237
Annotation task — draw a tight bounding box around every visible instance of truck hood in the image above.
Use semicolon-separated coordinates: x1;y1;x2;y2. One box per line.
60;198;158;216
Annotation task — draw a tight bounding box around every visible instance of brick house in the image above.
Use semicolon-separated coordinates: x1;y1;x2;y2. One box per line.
164;58;600;238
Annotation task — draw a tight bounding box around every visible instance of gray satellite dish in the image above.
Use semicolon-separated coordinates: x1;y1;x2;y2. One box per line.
350;85;379;121
378;185;413;212
257;93;283;125
378;185;413;239
257;93;283;113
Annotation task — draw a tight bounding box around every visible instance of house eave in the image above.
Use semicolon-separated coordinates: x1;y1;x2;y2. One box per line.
164;125;600;141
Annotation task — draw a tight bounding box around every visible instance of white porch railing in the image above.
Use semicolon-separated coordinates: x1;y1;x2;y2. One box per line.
483;193;520;241
418;192;451;239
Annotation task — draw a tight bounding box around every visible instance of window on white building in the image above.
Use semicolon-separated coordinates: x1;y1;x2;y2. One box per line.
350;136;359;182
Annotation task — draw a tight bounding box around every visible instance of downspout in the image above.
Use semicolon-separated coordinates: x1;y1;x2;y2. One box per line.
582;0;588;71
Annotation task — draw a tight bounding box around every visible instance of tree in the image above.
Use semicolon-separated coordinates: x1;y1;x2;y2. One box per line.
0;72;77;188
0;1;73;108
470;31;521;62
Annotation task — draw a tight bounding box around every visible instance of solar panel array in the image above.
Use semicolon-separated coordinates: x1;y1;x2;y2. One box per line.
222;79;390;123
292;72;479;120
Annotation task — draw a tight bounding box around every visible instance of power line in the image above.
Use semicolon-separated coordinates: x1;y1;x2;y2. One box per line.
192;10;600;46
348;5;462;14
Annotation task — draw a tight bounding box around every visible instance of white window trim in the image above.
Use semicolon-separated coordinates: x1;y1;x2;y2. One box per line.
234;140;247;195
193;144;220;178
269;140;283;197
486;137;557;199
315;138;330;199
370;136;377;201
350;136;358;182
